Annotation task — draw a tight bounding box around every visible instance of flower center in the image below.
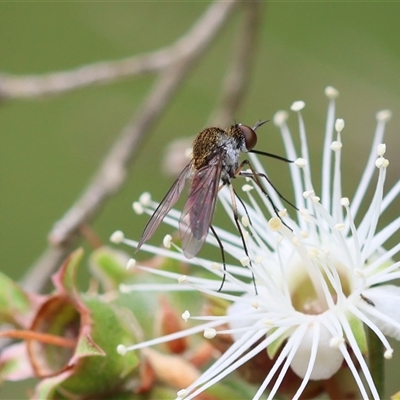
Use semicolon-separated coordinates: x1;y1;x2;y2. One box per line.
289;258;351;315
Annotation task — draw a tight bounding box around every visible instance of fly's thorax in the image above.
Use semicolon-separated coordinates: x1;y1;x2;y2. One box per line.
192;127;227;170
219;125;247;181
220;137;241;182
191;124;247;174
225;124;248;152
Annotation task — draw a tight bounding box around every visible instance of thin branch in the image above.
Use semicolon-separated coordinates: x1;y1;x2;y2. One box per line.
208;1;263;127
21;0;237;292
0;1;235;100
161;1;263;179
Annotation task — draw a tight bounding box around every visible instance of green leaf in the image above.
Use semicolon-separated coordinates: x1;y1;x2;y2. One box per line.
207;376;256;399
89;246;132;291
34;371;73;400
267;327;293;360
59;296;140;397
346;312;367;354
0;271;33;327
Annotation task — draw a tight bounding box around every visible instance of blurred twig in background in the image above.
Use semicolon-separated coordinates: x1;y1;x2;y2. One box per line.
1;0;263;293
0;1;232;100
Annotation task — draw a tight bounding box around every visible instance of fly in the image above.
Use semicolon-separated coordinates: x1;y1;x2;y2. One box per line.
136;120;295;289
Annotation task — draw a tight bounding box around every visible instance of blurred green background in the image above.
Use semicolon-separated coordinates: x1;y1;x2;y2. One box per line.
1;1;399;399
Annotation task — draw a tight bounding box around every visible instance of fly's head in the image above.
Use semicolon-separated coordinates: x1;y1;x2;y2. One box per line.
226;124;258;153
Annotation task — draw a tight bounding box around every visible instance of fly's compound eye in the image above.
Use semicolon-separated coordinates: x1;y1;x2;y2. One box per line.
239;124;257;150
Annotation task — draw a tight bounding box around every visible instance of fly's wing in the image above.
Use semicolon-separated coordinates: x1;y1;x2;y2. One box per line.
136;163;191;252
179;156;222;258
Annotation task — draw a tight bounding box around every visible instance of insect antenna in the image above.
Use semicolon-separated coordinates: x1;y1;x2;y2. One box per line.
252;119;269;131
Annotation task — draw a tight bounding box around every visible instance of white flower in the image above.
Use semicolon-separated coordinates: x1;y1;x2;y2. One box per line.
114;87;400;400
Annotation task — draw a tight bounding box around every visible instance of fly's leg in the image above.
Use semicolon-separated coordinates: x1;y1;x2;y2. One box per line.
209;225;228;292
229;183;257;294
236;159;296;231
360;293;375;306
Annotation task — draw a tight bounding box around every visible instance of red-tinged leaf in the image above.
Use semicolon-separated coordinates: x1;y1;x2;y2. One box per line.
51;248;84;297
0;271;46;329
0;342;34;381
